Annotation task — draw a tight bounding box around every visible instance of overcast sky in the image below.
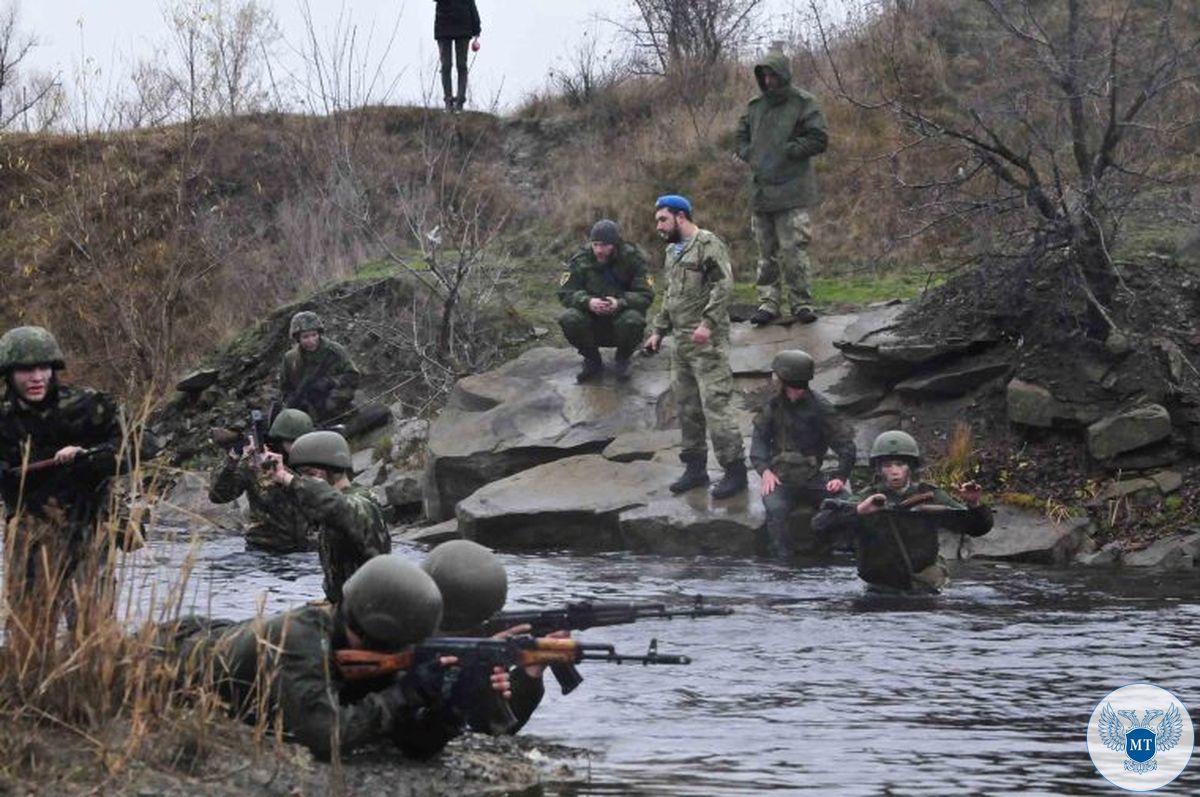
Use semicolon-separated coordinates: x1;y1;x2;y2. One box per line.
18;0;818;115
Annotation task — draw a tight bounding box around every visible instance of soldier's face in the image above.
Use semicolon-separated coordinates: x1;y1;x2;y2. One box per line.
655;210;681;243
11;365;53;403
880;459;911;489
761;70;782;89
783;385;808;401
299;331;321;352
591;241;615;263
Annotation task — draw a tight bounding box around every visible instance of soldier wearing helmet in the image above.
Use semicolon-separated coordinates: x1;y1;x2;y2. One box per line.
0;325;131;630
749;349;856;560
263;430;390;603
278;310;361;426
812;430;993;593
165;554;512;760
557;219;655;383
209;408;318;553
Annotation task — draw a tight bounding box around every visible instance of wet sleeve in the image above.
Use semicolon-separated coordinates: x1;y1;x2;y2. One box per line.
699;238;734;332
749;409;774;475
621;248;655;313
811;501;859;537
929;488;994;537
786;100;829;160
209;456;249;504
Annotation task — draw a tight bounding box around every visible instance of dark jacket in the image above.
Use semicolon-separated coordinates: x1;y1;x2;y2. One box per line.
434;0;481;40
749;390;855;483
291;477;391;605
557;242;655;314
279;338;360;425
734;52;829;213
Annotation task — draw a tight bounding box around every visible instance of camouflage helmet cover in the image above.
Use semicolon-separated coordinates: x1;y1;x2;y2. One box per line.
342;555;443;649
771;349;814;387
421;540;508;631
0;326;67;373
869;430;921;465
268;408;314;442
288;430;352;471
289;311;324;339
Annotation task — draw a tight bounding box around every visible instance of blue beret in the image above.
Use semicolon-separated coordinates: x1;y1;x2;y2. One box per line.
655;194;693;214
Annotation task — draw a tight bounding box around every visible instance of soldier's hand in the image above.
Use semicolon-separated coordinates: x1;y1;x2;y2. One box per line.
603;296;621;314
54;445;85;464
959;481;983;507
588;297;609;315
691;324;712;345
825;478;846;494
644;333;662;353
857;493;887;515
490;665;512;699
524;630;570;679
263;451;293;486
761;468;780;497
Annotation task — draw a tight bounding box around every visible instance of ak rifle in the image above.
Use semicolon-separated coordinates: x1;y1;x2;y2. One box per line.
335;634;691;683
479;595;730;695
0;444;115;477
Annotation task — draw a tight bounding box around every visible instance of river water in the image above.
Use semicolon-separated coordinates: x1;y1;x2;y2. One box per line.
116;529;1200;795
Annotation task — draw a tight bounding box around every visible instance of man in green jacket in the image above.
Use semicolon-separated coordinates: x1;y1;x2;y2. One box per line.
279;311;361;426
644;195;747;499
558;219;655;383
164;554;512;760
735;51;829;326
263;430;390;604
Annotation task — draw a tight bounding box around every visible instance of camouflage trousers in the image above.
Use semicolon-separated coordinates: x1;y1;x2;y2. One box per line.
752;207;813;315
559;308;646;358
671;337;744;466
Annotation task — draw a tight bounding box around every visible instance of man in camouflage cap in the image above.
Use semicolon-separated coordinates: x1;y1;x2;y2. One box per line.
644;195;748;499
279;310;361;426
750;349;855;560
558;219;655;383
735;50;829;326
812;430;992;593
209;408;318;553
263;430;390;604
163;554;513;760
0;326;140;632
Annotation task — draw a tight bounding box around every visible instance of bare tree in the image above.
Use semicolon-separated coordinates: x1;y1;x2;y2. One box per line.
813;0;1200;330
550;26;631;108
206;0;278;116
625;0;767;74
0;1;60;130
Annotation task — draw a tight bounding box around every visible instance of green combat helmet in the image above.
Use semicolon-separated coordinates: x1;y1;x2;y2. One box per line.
869;430;921;466
771;349;814;387
342;555;443;649
268;409;315;442
0;326;67;374
421;540;508;631
289;310;324;340
288;430;352;471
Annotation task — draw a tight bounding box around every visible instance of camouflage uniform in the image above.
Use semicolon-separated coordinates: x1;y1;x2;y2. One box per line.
652;230;745;468
735;52;829;316
208;457;318;553
812;482;993;592
289;476;390;604
279;339;361;426
750;390;855;559
165;605;463;760
0;383;125;619
557;242;655;359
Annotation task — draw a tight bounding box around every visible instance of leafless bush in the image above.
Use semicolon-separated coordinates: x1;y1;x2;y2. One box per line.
624;0;767;74
550;27;631;109
0;2;62;131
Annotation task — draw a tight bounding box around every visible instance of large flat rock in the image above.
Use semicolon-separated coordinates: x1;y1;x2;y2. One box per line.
728;315;856;375
938;506;1091;564
456;454;766;554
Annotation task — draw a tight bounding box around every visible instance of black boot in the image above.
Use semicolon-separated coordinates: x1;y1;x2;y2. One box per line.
576;348;603;383
613;351;632;382
711;460;748;499
669;454;710;494
750;308;778;326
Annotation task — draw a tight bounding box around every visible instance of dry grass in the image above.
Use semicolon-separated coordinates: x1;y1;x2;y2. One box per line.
925;421;977;489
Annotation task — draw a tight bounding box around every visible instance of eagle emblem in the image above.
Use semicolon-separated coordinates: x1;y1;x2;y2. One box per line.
1098;703;1184;774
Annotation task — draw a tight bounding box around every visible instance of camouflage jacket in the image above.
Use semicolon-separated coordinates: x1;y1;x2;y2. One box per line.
290;478;391;604
734;52;829;213
0;383;124;531
750;391;856;483
557;242;655;314
168;606;456;760
279;339;360;422
209;456;318;553
652;229;734;341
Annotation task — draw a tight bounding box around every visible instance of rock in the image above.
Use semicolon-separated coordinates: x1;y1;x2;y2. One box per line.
1005;378;1103;428
1153;338;1186;386
1120;533;1200;569
939;506;1091;565
1096;477;1158;502
1103;441;1180;472
151;470;244;532
456;454;765;555
351;448;376;475
1086;404;1172;460
423;347;673;521
395;519;461;546
175;368;221;393
390;416;430;469
602;430;681;462
834;303;992;376
1104;331;1132;356
814;362;888;414
1150;470;1183;494
727;315;856;375
895;360;1011;399
384;471;424;507
1077;542;1121;567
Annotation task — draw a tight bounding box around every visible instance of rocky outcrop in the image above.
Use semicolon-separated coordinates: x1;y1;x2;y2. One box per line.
1005;378;1103;428
939;507;1092;565
1086;404;1173;460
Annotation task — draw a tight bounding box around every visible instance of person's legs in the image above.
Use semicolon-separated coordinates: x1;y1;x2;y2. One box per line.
752;211;782;319
454;38;470;109
776;207;815;320
438;39;454;110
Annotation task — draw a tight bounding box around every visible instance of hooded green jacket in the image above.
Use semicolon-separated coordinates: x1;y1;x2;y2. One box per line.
735;52;829;214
